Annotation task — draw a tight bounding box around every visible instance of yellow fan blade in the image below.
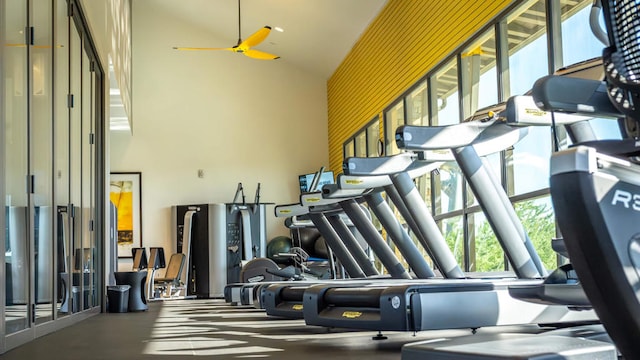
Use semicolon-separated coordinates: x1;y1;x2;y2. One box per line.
243;49;280;60
172;46;234;51
240;26;271;49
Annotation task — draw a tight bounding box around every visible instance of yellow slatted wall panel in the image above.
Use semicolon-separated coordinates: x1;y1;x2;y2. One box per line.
327;0;514;173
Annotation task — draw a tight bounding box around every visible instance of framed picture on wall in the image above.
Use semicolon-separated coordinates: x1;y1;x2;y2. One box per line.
109;172;142;258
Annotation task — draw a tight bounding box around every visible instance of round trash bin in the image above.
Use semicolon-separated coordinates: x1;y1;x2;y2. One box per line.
107;285;131;313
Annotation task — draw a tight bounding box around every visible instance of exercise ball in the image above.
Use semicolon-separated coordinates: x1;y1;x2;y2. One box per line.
267;236;293;264
296;227;321;256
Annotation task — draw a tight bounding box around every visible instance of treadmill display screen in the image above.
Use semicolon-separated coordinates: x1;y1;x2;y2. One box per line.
299;171;334;193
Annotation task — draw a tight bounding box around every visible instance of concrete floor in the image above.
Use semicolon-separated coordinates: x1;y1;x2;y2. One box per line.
0;298;481;360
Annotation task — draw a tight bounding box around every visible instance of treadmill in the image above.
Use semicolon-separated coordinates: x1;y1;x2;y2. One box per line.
224;198;376;306
400;93;617;359
262;155;451;318
222;184;372;306
400;4;627;354
262;139;534;316
229;182;424;308
301;111;596;332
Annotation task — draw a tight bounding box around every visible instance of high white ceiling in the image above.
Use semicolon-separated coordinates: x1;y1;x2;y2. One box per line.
110;0;387;131
146;0;387;79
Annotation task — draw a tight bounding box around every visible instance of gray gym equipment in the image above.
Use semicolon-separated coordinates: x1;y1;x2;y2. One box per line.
399;98;615;359
532;3;640;354
341;152;464;279
400;102;621;360
222;167;378;306
171;197;269;298
302;113;597;332
496;93;614;309
261;158;444;318
400;44;624;359
224;198;376;307
300;190;414;279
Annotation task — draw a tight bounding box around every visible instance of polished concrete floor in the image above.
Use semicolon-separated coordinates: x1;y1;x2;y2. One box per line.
0;298;487;360
4;298;597;360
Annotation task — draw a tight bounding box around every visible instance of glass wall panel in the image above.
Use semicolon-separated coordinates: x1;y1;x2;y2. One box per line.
406;82;428;126
468;211;505;272
1;0;103;350
440;216;464;270
32;0;54;325
366;120;380;157
81;45;96;309
69;17;83;313
506;0;551;196
354;131;366;158
429;59;462;214
514;196;556;271
433;162;463;214
560;0;621;142
384;101;404;155
430;59;459;125
507;127;551;195
54;0;71;319
560;0;604;66
343;139;354;159
4;0;30;334
461;29;498;119
506;0;548;96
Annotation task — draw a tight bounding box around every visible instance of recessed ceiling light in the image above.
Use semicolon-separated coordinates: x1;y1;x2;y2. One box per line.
274;26;284;32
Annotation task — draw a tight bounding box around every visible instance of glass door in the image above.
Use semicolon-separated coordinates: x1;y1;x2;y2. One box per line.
3;0;31;338
78;31;97;310
69;8;87;313
54;0;71;319
32;0;55;326
1;0;104;353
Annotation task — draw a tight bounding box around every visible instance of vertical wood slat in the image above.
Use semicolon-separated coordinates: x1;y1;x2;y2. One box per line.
328;0;513;173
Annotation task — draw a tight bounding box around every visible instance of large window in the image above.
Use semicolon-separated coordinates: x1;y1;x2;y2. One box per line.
354;0;613;274
506;0;552;196
343;139;354;159
442;216;465;269
560;0;604;66
430;59;459;126
354;132;367;158
343;117;380;161
384;102;404;155
506;0;549;96
469;211;504;272
366;120;380;157
406;82;429;126
461;29;499;118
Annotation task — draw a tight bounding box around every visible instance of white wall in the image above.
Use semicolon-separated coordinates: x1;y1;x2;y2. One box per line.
108;2;329;257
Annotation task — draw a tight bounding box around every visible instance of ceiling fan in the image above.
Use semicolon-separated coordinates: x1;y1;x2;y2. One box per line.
173;0;280;60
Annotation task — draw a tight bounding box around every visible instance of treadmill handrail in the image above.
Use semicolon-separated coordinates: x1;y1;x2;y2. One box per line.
504;95;593;126
335;161;442;190
300;189;367;205
274;203;308;217
396;118;498;150
397;121;528;153
343;152;416;175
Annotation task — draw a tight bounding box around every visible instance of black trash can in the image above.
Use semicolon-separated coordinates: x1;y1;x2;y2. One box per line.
107;285;131;313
